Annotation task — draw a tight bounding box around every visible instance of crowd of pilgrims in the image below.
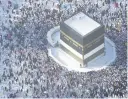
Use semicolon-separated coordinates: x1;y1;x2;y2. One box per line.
0;0;127;98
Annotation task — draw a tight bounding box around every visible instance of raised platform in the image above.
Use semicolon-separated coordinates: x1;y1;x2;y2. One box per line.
47;27;116;72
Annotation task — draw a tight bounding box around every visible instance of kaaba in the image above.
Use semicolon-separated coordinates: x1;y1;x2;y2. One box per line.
60;12;105;67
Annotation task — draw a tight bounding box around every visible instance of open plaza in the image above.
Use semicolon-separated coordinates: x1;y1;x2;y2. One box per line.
0;0;127;98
